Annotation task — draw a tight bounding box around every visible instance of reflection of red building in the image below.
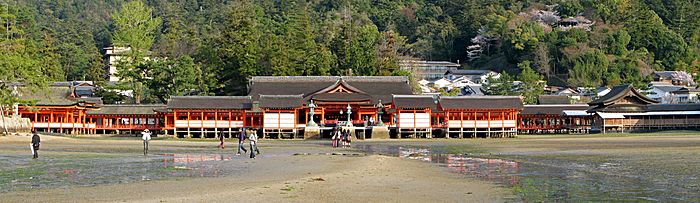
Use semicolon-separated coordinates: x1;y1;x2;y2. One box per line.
444;155;521;185
398;147;521;186
161;154;231;177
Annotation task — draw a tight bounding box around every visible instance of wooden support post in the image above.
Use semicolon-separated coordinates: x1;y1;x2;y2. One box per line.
201;111;205;139
187;111;191;138
487;111;491;138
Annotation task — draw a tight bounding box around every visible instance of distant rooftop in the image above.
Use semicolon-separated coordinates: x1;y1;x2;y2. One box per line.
445;69;493;75
399;60;460;67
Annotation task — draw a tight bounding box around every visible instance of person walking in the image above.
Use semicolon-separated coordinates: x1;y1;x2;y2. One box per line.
237;128;247;155
331;128;339;148
252;129;260;155
31;130;40;159
142;129;151;156
342;130;349;148
248;129;259;159
218;130;226;149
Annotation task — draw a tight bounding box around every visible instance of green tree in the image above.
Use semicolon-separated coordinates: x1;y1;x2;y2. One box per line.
213;1;263;95
376;28;408;75
144;56;201;103
111;0;162;103
484;72;516;96
557;0;584;17
1;3;62;107
518;61;544;104
439;87;460;96
567;50;609;87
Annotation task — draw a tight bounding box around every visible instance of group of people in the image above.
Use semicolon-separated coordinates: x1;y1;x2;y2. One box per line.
217;128;261;159
233;128;260;159
331;128;352;148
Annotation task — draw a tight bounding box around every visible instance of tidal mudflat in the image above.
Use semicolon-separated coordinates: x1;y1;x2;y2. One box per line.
0;135;504;202
355;131;700;202
1;132;699;202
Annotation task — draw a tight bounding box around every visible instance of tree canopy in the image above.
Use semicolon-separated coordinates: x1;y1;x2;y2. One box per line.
1;0;699;104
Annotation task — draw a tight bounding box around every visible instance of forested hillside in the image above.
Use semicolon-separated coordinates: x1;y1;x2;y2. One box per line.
1;0;699;103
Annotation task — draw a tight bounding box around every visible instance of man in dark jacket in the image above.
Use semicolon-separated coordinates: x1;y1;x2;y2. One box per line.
218;130;226;149
236;128;247;155
31;130;40;159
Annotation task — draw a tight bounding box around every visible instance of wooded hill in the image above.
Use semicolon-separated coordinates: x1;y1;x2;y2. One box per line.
1;0;699;104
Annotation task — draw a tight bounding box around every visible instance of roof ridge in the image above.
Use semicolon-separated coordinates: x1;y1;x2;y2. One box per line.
250;76;409;82
260;94;304;98
441;96;521;99
170;96;252;99
393;95;434;98
101;104;166;107
524;104;589;107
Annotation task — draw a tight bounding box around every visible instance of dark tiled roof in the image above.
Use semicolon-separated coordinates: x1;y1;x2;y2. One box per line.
393;95;437;109
248;76;413;104
445;69;491;75
647;104;700;112
312;93;371;102
522;104;589;115
18;87;78;106
537;95;570;104
75;86;94;97
87;104;165;115
399;60;461;67
653;71;691;81
588;84;658;106
652;85;690;94
78;97;103;107
439;96;523;110
587;104;648;113
259;95;303;109
168;96;252;110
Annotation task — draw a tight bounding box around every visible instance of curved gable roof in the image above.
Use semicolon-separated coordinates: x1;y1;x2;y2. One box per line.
588;84;658;106
248;76;413;104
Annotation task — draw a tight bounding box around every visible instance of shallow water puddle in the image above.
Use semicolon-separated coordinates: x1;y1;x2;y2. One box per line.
160;153;234;177
356;145;697;202
0;153;249;193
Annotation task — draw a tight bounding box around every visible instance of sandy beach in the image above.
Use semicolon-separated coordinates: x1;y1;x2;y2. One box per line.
0;135;506;202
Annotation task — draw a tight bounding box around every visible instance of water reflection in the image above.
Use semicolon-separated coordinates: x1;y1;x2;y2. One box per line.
357;144;697;202
161;154;231;177
397;147;521;186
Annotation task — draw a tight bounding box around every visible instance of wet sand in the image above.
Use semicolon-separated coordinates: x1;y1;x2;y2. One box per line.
0;135;505;202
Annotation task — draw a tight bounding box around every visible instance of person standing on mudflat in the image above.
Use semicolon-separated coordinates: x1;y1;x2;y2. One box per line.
142;129;151;156
31;130;40;159
236;128;247;155
218;130;226;149
248;129;260;159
